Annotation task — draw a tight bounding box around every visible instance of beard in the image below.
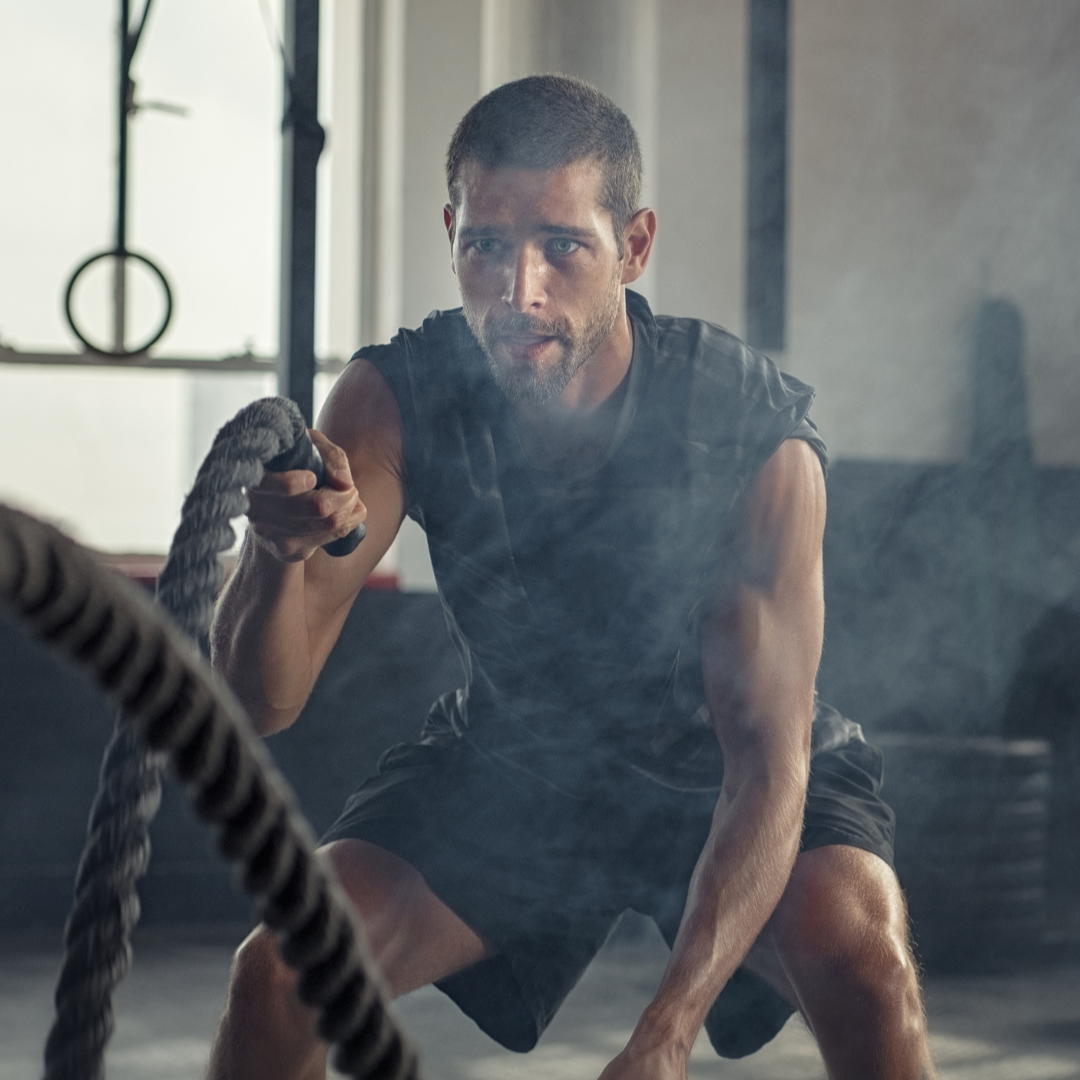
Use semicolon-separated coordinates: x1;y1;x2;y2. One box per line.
463;283;622;406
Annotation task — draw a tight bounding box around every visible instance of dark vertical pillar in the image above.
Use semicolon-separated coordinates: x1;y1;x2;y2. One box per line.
360;0;383;347
115;0;132;352
278;0;325;425
745;0;789;352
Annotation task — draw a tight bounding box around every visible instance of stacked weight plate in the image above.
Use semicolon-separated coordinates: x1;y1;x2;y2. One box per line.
876;733;1052;971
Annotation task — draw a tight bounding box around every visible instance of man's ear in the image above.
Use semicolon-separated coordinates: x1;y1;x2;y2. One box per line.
444;204;457;274
620;207;657;286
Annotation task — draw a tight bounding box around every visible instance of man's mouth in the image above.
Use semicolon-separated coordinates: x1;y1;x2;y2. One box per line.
500;334;558;362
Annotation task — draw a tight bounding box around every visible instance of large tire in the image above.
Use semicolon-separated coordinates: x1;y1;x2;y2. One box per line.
876;733;1052;971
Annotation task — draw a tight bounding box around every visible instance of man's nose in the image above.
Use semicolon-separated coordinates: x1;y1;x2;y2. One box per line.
503;247;545;312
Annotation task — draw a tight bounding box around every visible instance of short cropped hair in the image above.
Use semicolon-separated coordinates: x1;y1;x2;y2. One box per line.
446;74;643;248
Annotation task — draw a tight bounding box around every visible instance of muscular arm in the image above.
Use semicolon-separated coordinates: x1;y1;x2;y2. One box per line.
210;360;407;735
606;437;826;1077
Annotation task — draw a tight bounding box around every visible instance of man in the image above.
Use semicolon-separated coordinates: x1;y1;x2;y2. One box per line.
208;76;935;1079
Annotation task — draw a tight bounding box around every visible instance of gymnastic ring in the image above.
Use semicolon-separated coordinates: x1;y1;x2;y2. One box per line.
63;247;174;357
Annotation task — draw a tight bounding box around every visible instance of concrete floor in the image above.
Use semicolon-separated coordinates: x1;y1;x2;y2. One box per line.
3;920;1080;1080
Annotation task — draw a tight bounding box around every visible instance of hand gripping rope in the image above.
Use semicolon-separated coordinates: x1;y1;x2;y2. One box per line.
0;397;415;1080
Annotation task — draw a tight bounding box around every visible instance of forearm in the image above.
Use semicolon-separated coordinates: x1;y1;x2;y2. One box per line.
632;759;807;1056
601;440;825;1078
208;365;405;735
210;534;318;734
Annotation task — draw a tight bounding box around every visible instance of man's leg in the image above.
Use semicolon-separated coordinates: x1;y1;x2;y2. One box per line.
743;844;936;1080
205;838;494;1080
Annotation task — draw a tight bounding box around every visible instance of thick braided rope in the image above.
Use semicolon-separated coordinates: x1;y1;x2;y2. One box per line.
155;396;305;641
43;724;164;1080
41;397;305;1080
0;507;418;1080
1;398;417;1080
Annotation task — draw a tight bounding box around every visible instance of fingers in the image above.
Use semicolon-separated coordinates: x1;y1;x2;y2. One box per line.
254;468;317;497
310;429;354;490
247;431;366;562
247;486;368;563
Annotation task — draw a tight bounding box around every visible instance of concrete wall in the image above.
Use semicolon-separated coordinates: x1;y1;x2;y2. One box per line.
653;0;746;330
324;0;1080;466
649;0;1080;464
788;1;1080;464
401;0;483;328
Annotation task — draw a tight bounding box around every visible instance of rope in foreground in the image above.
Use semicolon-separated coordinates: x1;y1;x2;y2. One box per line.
0;397;418;1080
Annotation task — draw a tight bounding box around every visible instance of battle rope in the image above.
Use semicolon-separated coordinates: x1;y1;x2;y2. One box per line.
0;397;417;1080
41;397;301;1080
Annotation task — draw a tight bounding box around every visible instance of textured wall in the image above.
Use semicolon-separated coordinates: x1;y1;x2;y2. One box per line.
788;1;1080;464
321;0;1080;465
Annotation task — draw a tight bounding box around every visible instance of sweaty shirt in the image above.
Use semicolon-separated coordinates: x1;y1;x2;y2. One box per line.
355;290;859;793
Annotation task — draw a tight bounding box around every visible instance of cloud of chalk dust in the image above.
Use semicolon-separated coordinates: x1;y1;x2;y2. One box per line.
785;1;1080;972
380;1;1080;981
301;2;1080;987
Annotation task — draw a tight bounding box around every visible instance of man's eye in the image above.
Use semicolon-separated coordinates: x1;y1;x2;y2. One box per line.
548;238;579;256
472;238;499;253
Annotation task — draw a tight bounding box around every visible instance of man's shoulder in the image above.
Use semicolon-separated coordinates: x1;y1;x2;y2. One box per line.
350;306;474;365
651;310;745;359
636;310;810;419
413;305;474;346
347;307;485;418
628;293;782;387
631;294;824;470
655;313;786;388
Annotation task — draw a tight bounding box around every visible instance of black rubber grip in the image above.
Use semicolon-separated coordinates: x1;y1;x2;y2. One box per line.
264;433;366;557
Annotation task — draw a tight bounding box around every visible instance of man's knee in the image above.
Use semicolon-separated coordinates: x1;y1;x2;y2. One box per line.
770;845;920;1013
229;924;297;1006
207;925;325;1080
321;838;495;997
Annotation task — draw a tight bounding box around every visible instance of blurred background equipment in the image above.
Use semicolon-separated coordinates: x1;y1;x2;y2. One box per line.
879;733;1052;971
62;0;176;359
5;0;338;423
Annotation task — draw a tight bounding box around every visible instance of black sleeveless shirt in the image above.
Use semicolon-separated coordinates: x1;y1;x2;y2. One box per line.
356;292;855;793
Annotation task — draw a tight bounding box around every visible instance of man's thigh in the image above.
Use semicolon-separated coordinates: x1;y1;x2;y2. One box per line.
321;838;495;999
316;743;667;1052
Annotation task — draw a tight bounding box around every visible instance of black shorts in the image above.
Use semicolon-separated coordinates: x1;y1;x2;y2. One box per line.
321;733;895;1059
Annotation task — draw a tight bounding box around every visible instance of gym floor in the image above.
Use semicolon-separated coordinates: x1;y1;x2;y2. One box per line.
3;917;1080;1080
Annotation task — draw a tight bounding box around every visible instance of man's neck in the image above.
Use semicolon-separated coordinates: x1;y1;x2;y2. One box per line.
513;304;635;471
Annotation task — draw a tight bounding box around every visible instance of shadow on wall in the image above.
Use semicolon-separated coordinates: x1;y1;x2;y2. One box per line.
1002;603;1080;900
818;461;1080;735
818;299;1080;741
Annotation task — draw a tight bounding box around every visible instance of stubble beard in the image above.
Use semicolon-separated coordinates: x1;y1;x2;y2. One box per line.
463;282;622;407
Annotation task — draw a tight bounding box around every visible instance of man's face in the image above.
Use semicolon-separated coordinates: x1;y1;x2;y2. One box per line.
446;160;626;406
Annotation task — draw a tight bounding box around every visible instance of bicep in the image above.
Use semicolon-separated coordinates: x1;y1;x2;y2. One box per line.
303;359;409;665
702;438;826;769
